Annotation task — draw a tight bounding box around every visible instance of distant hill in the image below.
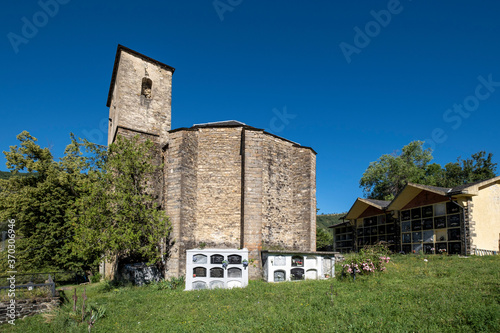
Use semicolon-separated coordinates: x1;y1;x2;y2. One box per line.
0;171;12;180
0;171;29;180
316;213;346;230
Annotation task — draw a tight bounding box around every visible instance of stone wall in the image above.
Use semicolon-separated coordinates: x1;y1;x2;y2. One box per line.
0;297;60;325
108;47;173;146
165;126;316;279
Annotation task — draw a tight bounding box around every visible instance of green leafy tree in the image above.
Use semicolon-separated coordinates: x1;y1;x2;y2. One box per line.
73;135;170;268
359;141;433;200
0;131;102;271
316;228;333;251
359;141;497;199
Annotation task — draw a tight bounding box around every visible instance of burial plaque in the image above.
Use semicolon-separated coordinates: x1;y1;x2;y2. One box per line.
193;254;207;264
228;255;242;264
210;254;224;264
446;202;460;214
448;242;461;254
192;281;207;290
193;267;207;278
401;210;411;221
422;205;433;217
402;221;411;233
210;267;224;278
228;268;242;278
412;232;422;243
412;220;422;231
434;216;446;229
273;255;286;266
402;233;411;244
423;218;434;230
447;214;461;228
448;228;461;241
423;230;434;243
210;281;224;289
411;208;421;219
290;268;304;281
435;203;446;216
423;243;434;254
274;270;286;282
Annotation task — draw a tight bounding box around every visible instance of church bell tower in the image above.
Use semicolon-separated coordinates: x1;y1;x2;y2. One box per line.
106;44;175;147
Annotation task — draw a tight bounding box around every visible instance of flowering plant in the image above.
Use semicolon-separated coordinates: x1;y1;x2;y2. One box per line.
222;260;229;269
438;248;447;254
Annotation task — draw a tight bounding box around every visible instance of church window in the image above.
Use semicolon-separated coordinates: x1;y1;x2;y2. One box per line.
141;77;152;98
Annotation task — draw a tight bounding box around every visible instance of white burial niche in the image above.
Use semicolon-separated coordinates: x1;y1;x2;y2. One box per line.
261;250;336;283
185;248;249;291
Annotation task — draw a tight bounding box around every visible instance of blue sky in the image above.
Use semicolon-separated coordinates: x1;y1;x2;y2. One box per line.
1;0;499;214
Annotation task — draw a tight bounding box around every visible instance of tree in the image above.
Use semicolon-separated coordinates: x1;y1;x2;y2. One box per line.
0;131;102;272
359;141;433;200
73;135;170;268
359;141;497;200
316;227;333;251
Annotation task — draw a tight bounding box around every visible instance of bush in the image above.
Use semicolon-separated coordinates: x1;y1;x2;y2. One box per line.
90;273;102;283
340;243;391;280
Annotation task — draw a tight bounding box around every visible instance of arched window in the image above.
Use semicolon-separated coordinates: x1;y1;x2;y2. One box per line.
141;77;152;98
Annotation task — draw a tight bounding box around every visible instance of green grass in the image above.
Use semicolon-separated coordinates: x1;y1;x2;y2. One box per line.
5;255;500;332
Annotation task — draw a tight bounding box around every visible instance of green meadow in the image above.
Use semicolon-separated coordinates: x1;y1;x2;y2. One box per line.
4;254;499;332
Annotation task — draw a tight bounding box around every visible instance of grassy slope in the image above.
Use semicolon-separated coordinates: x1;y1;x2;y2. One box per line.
7;255;499;332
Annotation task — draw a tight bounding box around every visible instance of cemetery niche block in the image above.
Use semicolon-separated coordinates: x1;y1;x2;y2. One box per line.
185;249;249;291
262;251;336;283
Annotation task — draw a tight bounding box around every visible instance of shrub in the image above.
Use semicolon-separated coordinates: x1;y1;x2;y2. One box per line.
340;243;391;280
90;273;102;283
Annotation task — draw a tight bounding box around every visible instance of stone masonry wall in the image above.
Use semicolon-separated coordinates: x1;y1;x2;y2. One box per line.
260;135;316;252
165;126;316;279
0;297;60;325
108;50;173;146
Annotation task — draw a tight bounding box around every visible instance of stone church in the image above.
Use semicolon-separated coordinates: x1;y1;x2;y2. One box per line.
106;45;317;279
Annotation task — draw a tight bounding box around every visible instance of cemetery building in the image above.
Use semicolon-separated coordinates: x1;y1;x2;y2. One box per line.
332;177;500;255
105;45;317;280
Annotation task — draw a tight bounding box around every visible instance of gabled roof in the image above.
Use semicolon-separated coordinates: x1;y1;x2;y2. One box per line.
387;176;500;211
448;176;500;195
344;197;391;220
106;44;175;107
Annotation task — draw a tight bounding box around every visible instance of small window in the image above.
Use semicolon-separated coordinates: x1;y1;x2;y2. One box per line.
141;77;152;98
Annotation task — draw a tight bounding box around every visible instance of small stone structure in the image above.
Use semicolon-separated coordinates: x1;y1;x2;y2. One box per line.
0;297;60;325
185;248;249;290
261;250;337;282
